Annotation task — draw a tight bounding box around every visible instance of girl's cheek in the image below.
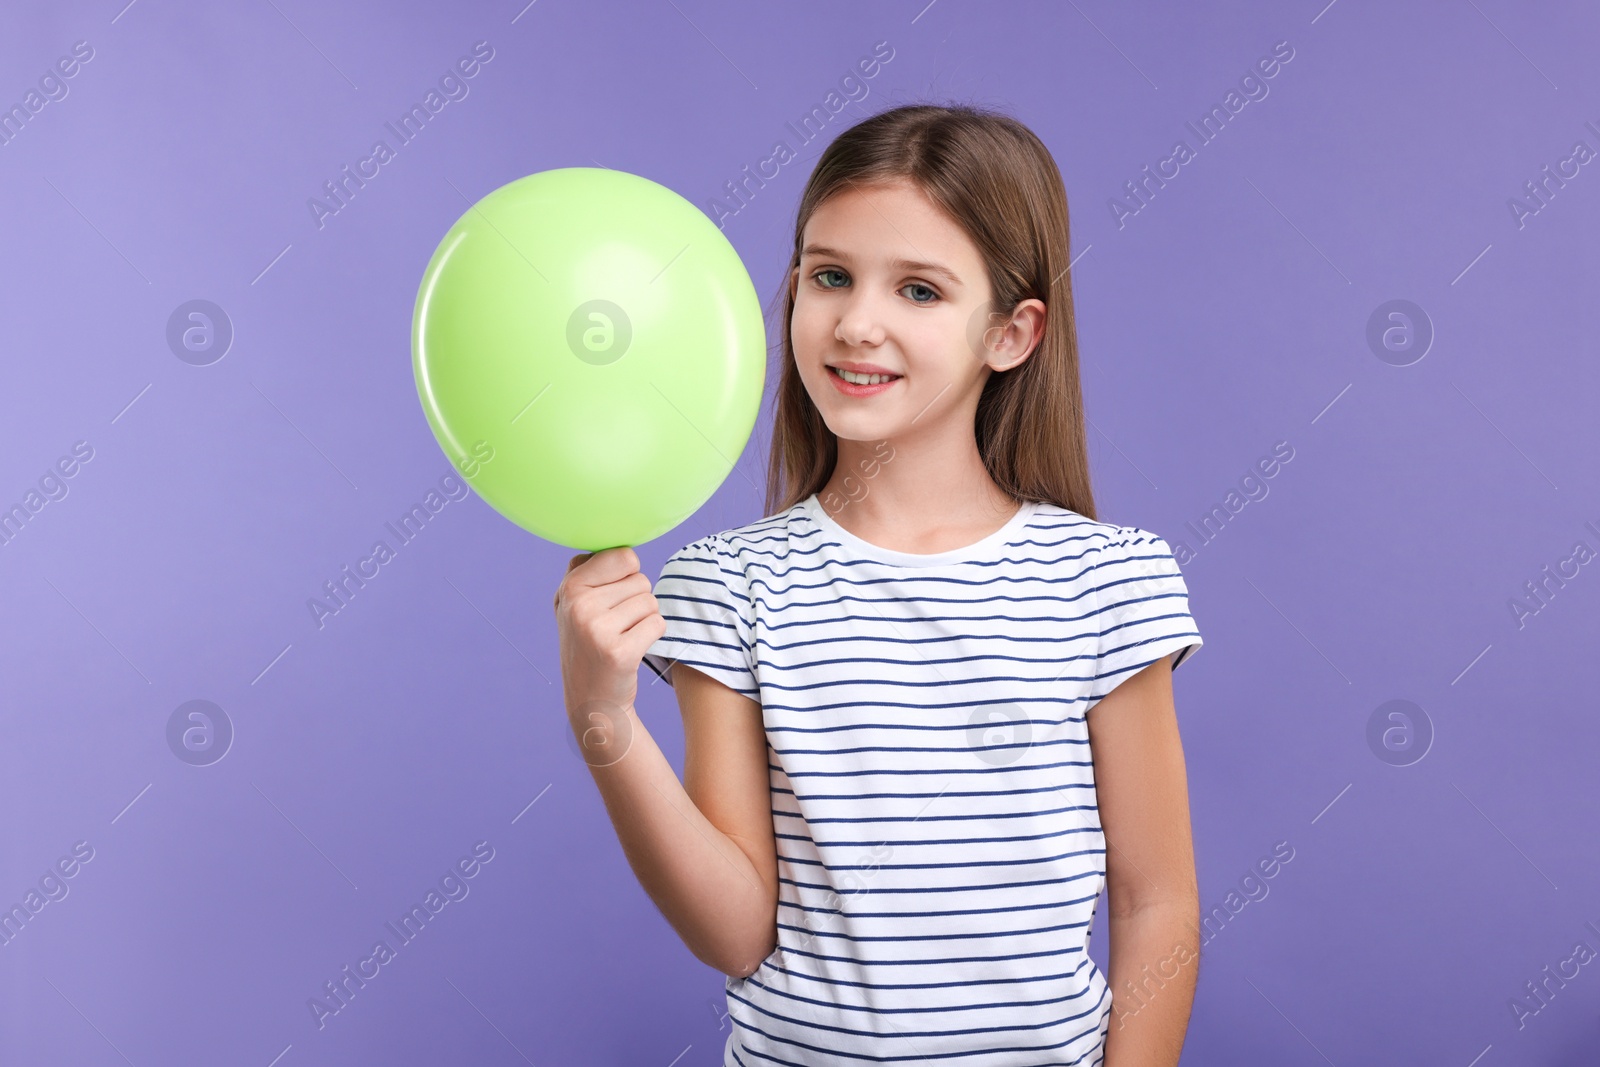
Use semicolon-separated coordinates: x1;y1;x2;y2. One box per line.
793;317;828;360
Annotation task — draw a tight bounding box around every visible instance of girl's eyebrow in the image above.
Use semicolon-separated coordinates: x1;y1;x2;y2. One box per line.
801;244;963;287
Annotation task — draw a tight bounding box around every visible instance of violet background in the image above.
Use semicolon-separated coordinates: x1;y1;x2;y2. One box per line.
3;1;1598;1064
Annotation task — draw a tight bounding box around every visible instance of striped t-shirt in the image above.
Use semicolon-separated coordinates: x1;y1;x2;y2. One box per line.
642;493;1203;1067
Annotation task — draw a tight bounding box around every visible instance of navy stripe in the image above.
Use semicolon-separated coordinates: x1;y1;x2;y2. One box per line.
776;890;1105;922
772;758;1097;778
777;846;1104;873
740;956;1094;1012
780;867;1106;897
775;798;1098;825
771;780;1096;800
775;916;1093;946
771;737;1088;759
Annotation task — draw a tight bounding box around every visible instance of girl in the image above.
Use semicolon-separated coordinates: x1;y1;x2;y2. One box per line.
555;103;1204;1067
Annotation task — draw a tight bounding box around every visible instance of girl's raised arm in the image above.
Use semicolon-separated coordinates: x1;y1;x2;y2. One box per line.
554;547;777;978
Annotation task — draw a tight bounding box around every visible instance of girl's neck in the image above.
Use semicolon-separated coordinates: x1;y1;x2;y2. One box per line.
818;461;1021;556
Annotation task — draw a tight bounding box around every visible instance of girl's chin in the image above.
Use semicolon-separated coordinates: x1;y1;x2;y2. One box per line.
821;411;903;438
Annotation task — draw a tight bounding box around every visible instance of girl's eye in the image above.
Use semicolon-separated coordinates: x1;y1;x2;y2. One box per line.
810;270;940;305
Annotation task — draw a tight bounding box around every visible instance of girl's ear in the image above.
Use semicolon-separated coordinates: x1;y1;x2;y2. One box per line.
985;299;1047;373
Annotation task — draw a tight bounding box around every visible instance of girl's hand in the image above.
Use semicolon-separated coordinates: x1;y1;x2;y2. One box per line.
553;547;667;714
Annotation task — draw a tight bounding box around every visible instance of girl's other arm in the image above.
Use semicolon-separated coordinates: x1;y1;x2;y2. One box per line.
555;549;778;978
1088;656;1201;1067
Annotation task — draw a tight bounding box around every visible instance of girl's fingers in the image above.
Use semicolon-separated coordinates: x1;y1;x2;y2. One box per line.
556;550;649;615
610;589;661;635
554;553;596;612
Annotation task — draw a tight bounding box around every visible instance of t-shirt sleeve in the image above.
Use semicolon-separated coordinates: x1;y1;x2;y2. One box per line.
641;533;759;700
1086;527;1202;710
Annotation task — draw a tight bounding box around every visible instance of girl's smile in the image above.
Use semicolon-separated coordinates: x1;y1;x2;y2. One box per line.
825;363;902;396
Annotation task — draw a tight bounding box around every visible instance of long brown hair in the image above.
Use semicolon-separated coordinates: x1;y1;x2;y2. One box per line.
761;102;1098;522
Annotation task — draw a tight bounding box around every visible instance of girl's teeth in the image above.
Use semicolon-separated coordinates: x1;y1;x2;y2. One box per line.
835;367;897;385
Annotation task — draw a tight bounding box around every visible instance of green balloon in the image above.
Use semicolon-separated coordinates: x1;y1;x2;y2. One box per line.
412;167;766;551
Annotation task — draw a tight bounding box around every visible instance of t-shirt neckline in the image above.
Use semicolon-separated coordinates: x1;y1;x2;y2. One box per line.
801;493;1041;568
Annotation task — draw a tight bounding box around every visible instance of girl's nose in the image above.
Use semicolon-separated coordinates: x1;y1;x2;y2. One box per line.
834;297;887;347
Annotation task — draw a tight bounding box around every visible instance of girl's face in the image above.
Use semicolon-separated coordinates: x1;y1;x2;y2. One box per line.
788;178;1039;444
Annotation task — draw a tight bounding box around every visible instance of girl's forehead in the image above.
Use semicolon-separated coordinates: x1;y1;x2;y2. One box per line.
809;180;941;228
801;188;981;276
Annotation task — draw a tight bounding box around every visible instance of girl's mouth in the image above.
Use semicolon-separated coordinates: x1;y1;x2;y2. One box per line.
827;365;902;397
